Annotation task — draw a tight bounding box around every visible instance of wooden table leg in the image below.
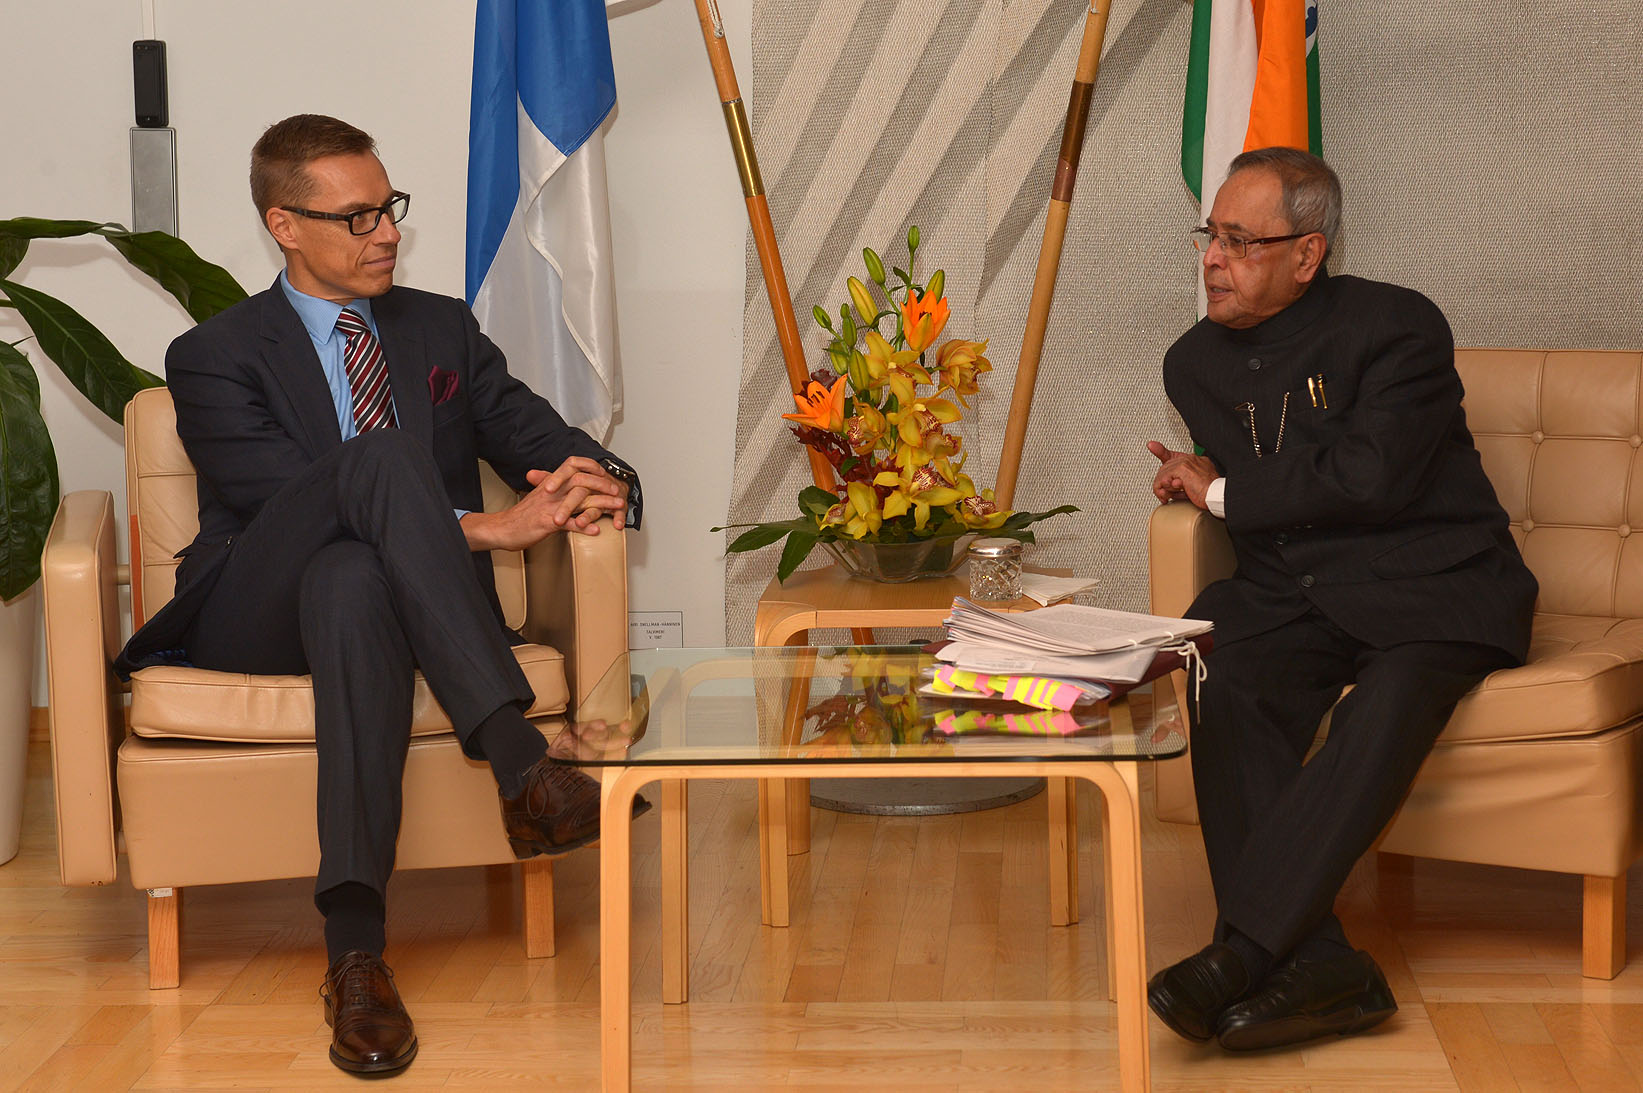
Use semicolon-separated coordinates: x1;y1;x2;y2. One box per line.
1047;776;1079;926
661;778;689;1003
758;777;789;927
1085;763;1150;1093
600;770;640;1093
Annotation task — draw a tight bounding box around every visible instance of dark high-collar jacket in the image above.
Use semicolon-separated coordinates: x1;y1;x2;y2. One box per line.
1163;270;1537;660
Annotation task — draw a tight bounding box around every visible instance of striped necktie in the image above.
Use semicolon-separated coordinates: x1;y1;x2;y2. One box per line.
335;308;397;432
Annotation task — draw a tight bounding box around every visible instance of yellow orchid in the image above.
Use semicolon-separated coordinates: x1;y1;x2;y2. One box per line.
873;462;963;531
954;475;1012;530
900;287;951;353
845;402;888;454
781;375;848;433
934;338;991;407
820;481;884;539
862;330;930;406
894;398;961;451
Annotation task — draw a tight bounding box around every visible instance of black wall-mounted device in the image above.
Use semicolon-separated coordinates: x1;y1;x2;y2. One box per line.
133;39;168;128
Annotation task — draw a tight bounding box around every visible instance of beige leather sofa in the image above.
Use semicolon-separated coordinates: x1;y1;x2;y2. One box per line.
42;386;630;988
1150;349;1643;979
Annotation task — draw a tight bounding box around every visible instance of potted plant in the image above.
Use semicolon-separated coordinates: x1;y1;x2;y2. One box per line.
0;217;245;863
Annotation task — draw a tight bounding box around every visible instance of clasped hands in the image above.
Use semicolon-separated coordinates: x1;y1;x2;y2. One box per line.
1147;440;1218;510
461;455;630;552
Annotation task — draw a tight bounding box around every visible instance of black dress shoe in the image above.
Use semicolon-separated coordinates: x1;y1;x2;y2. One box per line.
1216;948;1397;1051
500;757;652;860
1147;943;1252;1042
321;950;417;1075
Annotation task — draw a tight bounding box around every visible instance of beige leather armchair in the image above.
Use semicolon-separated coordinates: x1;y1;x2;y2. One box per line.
42;386;630;988
1150;349;1643;980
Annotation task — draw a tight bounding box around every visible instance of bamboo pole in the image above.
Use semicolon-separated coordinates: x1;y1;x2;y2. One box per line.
994;0;1113;510
692;0;836;491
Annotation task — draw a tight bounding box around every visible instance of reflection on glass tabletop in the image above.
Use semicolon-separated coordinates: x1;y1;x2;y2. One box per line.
547;645;1186;767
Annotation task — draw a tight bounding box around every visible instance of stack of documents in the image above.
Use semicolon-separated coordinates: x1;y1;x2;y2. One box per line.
920;599;1212;714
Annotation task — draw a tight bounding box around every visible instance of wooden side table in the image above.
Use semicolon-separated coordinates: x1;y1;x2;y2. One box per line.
751;563;1080;927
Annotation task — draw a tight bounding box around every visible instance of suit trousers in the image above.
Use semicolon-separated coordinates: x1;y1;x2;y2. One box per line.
186;430;535;902
1187;607;1509;959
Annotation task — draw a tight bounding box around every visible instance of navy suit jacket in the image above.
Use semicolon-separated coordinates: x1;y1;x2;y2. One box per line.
117;280;636;674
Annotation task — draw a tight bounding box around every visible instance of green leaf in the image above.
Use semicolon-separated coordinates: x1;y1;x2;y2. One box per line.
798;485;839;515
0;217;112;241
998;503;1079;532
0;278;164;423
0;339;60;599
0;236;26;279
1;339;39;408
776;529;819;581
725;522;802;552
100;229;248;323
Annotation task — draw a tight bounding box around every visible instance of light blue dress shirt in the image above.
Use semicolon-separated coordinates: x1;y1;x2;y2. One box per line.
278;271;390;442
279;274;469;519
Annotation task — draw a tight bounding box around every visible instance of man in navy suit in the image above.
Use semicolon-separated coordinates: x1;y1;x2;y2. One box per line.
1144;148;1537;1053
118;114;641;1075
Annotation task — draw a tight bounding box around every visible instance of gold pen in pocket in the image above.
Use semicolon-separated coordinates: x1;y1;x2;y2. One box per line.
1307;373;1328;409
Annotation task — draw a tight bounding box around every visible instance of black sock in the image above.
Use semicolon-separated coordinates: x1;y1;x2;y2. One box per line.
1220;928;1275;985
318;882;386;963
1292;917;1355;963
475;703;548;797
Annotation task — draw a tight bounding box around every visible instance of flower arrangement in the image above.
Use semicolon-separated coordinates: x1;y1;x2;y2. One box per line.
718;227;1075;581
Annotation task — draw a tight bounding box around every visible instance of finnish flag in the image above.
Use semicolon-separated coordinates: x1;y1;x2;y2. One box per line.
466;0;620;441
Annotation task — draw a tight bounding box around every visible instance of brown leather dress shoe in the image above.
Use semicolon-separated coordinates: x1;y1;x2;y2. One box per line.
321;950;417;1075
500;757;654;860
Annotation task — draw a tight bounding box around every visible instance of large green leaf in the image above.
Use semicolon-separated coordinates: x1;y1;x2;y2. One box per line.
101;228;248;322
798;485;840;515
0;339;59;599
0;278;163;423
0;217;111;241
722;520;807;553
776;529;819;582
0;236;26;279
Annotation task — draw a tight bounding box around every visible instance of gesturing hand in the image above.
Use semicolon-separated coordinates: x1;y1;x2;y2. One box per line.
460;456;631;552
1147;440;1218;510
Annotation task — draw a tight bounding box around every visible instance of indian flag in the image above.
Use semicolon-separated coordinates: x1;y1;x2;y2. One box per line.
1181;0;1321;218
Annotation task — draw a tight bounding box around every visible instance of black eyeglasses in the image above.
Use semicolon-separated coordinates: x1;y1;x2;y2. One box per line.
281;191;411;236
1190;226;1310;259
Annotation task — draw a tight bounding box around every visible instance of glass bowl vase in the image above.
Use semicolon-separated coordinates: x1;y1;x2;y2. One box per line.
821;535;974;583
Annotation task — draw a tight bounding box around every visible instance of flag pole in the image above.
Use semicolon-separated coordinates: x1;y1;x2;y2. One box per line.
994;0;1113;510
692;0;836;491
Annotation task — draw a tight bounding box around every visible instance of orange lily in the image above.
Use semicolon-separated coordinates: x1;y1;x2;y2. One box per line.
900;288;951;353
781;375;848;433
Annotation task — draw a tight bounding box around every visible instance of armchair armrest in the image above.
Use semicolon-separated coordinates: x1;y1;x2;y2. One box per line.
521;518;629;716
1148;500;1236;617
42;490;125;886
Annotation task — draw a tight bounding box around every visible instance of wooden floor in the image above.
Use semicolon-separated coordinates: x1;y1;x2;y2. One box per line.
6;732;1643;1091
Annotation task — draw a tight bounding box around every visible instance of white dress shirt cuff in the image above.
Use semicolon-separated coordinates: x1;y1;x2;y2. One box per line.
1206;478;1227;519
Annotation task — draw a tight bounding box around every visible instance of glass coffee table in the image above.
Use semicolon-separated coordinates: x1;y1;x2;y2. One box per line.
551;645;1186;1093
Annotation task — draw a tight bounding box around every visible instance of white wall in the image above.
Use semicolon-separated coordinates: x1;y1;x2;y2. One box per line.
2;0;753;699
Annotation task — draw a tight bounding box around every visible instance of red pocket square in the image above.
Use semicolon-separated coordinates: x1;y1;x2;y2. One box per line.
428;366;459;406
